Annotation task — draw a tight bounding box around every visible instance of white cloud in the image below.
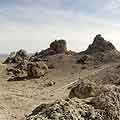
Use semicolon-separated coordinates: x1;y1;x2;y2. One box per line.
0;1;120;53
0;17;120;54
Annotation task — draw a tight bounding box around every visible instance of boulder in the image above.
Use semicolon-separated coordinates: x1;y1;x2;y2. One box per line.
26;85;120;120
7;67;20;76
3;49;28;64
27;62;48;78
27;62;39;78
44;81;56;87
69;79;98;99
50;39;67;53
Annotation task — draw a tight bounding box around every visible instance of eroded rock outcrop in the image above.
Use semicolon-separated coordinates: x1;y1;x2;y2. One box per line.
29;39;67;61
69;79;98;99
26;85;120;120
50;39;67;53
85;34;115;54
78;34;120;64
3;49;28;64
90;85;120;120
76;55;95;64
26;98;96;120
27;62;48;78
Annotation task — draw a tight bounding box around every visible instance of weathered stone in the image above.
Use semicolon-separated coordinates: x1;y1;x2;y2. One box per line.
3;49;28;64
90;85;120;120
85;34;116;54
76;55;94;64
26;98;96;120
27;62;48;78
30;40;67;60
69;79;98;99
44;81;56;87
50;39;67;53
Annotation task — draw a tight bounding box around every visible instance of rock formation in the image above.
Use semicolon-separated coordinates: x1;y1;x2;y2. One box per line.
27;62;48;78
3;49;28;64
76;55;94;64
26;98;96;120
85;34;116;54
50;39;67;54
69;79;98;99
90;85;120;120
26;85;120;120
78;34;120;64
29;39;67;60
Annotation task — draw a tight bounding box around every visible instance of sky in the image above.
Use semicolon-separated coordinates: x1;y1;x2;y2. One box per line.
0;0;120;53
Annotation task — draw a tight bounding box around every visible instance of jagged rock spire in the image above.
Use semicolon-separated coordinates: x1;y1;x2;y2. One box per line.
85;34;116;54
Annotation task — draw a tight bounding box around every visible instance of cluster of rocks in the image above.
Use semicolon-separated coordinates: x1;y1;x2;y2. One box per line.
7;62;49;81
26;97;96;120
24;34;120;119
69;79;98;99
3;49;48;80
3;40;69;80
3;49;28;64
77;34;120;65
76;55;95;64
30;39;67;61
68;78;120;120
26;80;120;120
27;62;48;78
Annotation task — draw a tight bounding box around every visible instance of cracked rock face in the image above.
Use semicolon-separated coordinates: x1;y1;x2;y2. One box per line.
50;39;67;54
26;85;120;120
26;98;96;120
3;49;28;64
27;62;48;78
90;85;120;120
30;40;67;60
69;80;98;99
85;34;115;54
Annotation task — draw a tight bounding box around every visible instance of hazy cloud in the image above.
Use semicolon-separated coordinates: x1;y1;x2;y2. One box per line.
0;0;120;53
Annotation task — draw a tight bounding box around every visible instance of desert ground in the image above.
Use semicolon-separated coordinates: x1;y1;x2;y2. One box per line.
0;54;102;120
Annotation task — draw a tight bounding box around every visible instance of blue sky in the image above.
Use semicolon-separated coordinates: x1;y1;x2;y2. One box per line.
0;0;120;53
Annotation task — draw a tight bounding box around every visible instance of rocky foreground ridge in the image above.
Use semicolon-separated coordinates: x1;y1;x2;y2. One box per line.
26;84;120;120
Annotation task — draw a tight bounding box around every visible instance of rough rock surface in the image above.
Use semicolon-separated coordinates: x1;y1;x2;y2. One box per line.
3;49;50;80
27;62;48;78
3;49;28;64
78;35;120;64
90;85;120;120
69;79;98;99
26;98;96;120
76;55;95;64
26;85;120;120
30;40;67;60
50;39;67;53
85;34;115;54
